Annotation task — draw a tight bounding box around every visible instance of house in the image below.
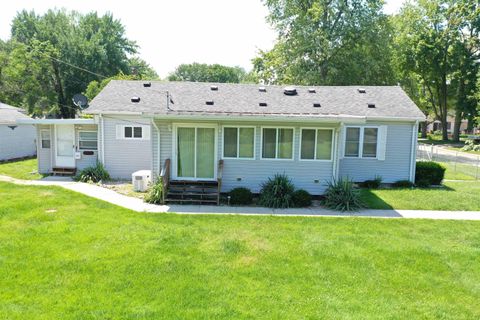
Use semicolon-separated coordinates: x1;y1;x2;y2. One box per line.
426;114;469;134
19;81;424;200
0;102;36;161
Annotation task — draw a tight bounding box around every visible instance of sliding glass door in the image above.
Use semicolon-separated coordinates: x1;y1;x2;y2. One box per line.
176;126;216;179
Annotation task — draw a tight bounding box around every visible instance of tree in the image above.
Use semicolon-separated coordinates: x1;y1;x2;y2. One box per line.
8;9;140;118
252;0;396;85
168;63;246;83
128;57;159;80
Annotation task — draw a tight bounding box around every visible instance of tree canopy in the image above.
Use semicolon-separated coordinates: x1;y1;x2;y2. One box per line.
168;63;247;83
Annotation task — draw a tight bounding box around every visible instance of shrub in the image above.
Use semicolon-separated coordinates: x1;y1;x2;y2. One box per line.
292;189;312;207
462;139;480;152
415;161;445;186
416;179;431;188
323;178;363;212
75;162;110;183
259;174;295;208
392;180;414;188
229;187;253;205
360;175;382;189
144;180;164;204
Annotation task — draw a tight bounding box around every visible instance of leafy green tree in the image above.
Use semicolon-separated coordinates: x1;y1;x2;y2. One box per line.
168;63;246;83
253;0;396;85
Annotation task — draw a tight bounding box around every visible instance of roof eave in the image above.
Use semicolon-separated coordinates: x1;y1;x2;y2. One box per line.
16;118;96;125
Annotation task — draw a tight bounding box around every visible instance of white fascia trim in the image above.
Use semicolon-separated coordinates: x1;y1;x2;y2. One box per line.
366;116;426;122
86;111;143;115
17;119;95;125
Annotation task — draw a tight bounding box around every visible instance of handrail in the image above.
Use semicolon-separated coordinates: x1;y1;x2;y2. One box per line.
160;159;170;204
217;160;224;205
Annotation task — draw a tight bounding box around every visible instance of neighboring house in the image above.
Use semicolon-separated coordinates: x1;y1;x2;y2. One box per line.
0;102;36;161
426;115;469;134
20;81;424;197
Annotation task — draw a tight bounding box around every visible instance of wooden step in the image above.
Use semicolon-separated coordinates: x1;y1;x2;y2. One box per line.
165;180;220;205
52;167;76;176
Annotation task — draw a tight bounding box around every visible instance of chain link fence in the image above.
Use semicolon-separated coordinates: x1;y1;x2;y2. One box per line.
417;144;480;180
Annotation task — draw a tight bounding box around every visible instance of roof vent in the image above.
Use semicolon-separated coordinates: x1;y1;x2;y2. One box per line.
308;88;316;93
131;96;141;103
210;85;218;91
313;103;321;108
259;102;267;107
283;86;297;96
358;88;366;93
259;86;266;92
367;103;376;108
143;82;151;87
206;100;214;105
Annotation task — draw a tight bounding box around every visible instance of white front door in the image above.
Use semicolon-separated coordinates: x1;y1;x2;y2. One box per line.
55;125;75;167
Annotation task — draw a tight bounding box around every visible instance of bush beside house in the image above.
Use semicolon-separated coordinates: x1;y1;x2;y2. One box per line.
415;161;445;186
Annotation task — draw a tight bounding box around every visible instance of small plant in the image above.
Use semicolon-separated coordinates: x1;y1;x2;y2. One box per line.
229;187;253;205
360;175;382;189
415;161;445;186
144;179;164;204
74;162;110;183
462;139;480;152
415;179;431;188
392;180;414;188
259;173;295;208
292;189;312;207
323;178;363;212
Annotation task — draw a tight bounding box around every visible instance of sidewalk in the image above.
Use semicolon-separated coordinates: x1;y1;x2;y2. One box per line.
2;175;480;221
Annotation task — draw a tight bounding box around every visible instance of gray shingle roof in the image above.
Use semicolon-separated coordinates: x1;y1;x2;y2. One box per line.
86;81;425;120
0;102;31;124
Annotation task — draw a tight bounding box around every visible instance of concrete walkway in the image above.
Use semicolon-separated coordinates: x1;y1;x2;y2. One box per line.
1;175;480;221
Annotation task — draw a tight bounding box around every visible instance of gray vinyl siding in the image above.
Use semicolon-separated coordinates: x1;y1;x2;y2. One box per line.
0;124;36;161
153;120;337;195
76;124;98;171
339;122;415;183
102;116;151;179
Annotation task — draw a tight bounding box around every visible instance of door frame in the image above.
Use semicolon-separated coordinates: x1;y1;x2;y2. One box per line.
54;124;76;168
172;123;218;181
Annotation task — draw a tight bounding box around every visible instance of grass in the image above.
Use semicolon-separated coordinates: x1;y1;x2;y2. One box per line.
1;182;480;319
0;158;43;180
441;162;479;181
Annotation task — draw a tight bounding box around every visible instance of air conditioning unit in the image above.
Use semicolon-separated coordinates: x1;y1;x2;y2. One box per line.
132;170;151;192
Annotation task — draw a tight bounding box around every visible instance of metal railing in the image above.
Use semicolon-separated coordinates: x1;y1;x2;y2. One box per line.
417;144;480;180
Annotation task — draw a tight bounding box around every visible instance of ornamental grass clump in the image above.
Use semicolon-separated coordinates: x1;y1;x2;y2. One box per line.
259;173;295;208
74;162;110;183
144;180;164;204
323;178;363;212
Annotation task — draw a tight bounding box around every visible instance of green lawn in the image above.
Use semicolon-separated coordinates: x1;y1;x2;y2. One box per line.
361;181;480;211
0;158;43;180
1;182;480;319
441;162;479;181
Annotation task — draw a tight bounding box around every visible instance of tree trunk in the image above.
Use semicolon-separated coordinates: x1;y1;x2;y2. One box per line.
440;76;448;141
420;121;428;138
51;60;71;118
452;109;462;142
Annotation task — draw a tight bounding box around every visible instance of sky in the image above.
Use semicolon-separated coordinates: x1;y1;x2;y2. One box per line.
0;0;406;78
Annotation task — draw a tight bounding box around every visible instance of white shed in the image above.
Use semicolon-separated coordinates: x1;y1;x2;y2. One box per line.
0;102;36;161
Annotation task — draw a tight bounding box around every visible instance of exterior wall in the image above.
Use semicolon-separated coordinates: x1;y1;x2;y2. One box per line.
153;119;338;195
75;124;98;171
339;122;415;183
0;124;36;161
102;116;152;179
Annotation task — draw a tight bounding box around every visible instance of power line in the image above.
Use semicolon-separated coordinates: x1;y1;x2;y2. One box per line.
42;53;108;79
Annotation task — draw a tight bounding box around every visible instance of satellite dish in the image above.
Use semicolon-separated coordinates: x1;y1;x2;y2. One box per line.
72;94;88;109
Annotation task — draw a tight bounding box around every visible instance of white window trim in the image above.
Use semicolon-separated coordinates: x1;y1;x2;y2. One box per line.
260;126;295;161
344;126;380;159
78;130;98;151
40;129;51;149
122;125;144;140
299;127;334;162
221;125;256;160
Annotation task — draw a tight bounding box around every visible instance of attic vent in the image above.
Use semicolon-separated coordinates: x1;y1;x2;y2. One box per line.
143;82;151;87
358;88;366;93
283;86;297;96
259;86;266;92
206;100;214;105
259;102;267;107
367;103;376;108
308;88;316;93
210;85;218;91
131;96;141;103
313;103;321;108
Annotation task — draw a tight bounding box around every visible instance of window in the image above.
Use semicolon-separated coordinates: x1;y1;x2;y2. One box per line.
40;129;51;149
300;129;333;160
78;131;98;150
262;128;294;159
124;126;143;139
344;127;378;158
223;127;255;159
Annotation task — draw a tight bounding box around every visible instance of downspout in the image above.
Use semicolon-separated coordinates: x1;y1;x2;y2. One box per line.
409;121;419;182
332;127;339;181
151;118;161;179
335;123;344;181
